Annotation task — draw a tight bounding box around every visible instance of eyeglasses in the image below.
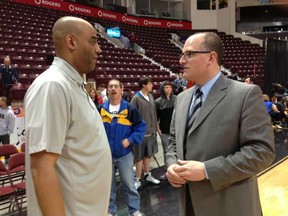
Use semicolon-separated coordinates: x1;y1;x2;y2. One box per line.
180;50;211;60
108;84;121;89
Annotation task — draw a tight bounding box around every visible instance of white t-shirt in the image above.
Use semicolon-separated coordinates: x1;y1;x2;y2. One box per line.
109;104;120;118
139;91;149;101
101;88;107;100
24;57;112;216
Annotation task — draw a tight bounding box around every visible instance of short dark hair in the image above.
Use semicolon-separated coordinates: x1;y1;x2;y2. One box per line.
200;32;223;65
99;83;106;88
246;76;255;83
162;80;173;87
138;77;152;89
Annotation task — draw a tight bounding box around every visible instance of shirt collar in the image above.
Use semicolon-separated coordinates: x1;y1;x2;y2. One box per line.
194;71;221;99
52;57;84;85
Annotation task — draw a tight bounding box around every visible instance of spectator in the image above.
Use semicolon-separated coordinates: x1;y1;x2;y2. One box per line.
166;32;274;216
121;35;130;49
187;80;195;89
98;79;146;216
276;96;288;124
25;16;112;216
0;56;20;100
89;88;103;107
155;81;176;177
122;88;132;102
131;77;160;190
0;96;16;162
244;77;255;84
173;72;187;94
99;83;108;102
263;94;281;124
128;32;137;50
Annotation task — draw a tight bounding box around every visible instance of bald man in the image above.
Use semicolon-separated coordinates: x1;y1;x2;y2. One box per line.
166;32;275;216
25;17;112;216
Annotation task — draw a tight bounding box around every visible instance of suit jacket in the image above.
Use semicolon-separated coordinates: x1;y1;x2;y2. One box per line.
166;74;275;216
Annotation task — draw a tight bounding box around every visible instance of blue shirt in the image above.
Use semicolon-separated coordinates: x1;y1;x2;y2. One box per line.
264;101;274;113
189;72;221;114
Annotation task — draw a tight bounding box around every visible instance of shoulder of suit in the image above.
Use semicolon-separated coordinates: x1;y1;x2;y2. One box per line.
227;78;261;94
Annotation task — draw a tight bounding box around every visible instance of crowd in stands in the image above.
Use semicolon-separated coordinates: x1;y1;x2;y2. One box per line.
263;93;288;129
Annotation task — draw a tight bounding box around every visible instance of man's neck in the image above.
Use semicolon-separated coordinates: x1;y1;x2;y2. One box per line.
195;69;220;87
165;94;170;99
110;99;121;106
140;89;148;96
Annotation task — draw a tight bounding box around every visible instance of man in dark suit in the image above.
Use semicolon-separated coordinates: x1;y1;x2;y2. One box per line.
166;32;275;216
0;56;19;99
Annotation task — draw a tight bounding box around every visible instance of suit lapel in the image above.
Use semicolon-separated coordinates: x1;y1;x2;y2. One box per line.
188;74;228;135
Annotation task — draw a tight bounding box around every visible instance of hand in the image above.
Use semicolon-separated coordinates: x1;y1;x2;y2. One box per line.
121;138;130;148
174;159;206;182
166;164;187;187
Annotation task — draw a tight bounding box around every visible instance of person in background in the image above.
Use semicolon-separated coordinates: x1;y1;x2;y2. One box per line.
155;81;176;179
245;77;255;85
131;77;160;190
166;32;275;216
263;94;281;125
173;72;187;95
128;32;137;50
276;96;288;125
187;80;195;89
98;79;146;216
0;56;20;101
99;83;108;102
0;96;16;162
25;16;112;216
89;88;103;107
121;35;130;49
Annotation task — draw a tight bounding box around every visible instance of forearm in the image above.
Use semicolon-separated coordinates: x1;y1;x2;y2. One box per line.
31;165;65;215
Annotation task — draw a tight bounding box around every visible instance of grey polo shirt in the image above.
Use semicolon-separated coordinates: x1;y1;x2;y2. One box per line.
25;57;112;216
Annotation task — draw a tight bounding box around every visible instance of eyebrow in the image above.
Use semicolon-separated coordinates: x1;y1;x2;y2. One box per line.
90;35;98;40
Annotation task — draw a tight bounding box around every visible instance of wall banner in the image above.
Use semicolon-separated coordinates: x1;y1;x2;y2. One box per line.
11;0;192;30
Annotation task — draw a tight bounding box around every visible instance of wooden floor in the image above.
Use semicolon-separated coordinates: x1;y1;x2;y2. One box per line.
258;156;288;216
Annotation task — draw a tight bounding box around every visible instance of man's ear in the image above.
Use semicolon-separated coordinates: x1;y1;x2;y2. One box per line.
66;35;77;50
208;51;217;64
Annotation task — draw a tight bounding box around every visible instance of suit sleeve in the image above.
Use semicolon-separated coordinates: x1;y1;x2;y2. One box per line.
204;85;275;192
166;97;178;167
